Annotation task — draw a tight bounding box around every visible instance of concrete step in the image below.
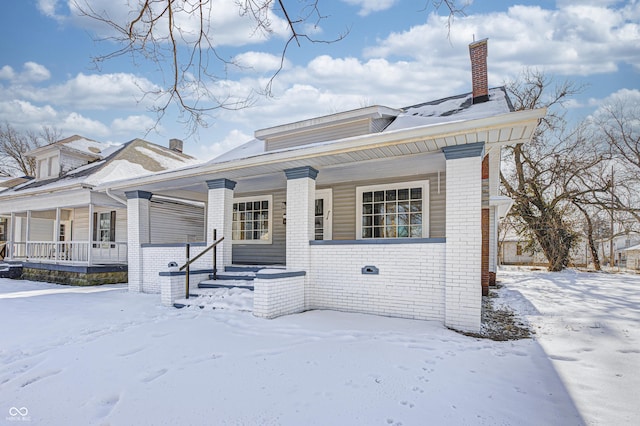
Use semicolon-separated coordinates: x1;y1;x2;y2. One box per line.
209;272;255;281
224;265;285;273
198;279;254;291
173;287;254;311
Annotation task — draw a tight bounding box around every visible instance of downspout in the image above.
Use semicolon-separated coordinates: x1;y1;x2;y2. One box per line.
105;188;127;206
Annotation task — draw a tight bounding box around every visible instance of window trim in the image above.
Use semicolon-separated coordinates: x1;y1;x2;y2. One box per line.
355;180;430;240
232;195;273;245
315;188;333;241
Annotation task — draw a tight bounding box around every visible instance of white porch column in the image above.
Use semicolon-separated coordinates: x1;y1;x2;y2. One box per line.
125;191;152;293
88;203;94;265
54;207;61;262
284;166;318;271
488;149;501;283
205;179;236;269
8;212;15;259
26;210;31;258
442;142;484;332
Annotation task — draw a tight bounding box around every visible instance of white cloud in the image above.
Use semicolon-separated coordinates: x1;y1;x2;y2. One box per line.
233;52;289;73
60;112;109;136
0;99;108;137
37;0;60;17
0;66;16;80
369;4;639;77
22;62;51;82
64;0;290;47
198;129;253;161
0;100;58;125
342;0;399;16
111;115;160;134
0;62;51;83
17;72;160;110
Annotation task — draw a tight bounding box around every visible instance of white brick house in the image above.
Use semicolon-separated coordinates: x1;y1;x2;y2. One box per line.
99;39;546;332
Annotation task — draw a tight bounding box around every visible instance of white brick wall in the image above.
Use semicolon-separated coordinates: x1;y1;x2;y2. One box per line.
127;197;150;293
141;244;212;294
308;243;446;321
286;177;315;271
253;272;305;319
207;187;233;267
160;272;183;306
445;155;482;332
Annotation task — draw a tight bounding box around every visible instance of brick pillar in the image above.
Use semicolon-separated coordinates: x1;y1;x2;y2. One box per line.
469;38;489;104
125;190;152;293
284;166;318;272
206;179;236;269
442;142;484;332
481;155;490;296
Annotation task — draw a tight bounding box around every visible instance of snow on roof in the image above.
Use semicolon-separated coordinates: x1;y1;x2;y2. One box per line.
3;139;199;194
209;139;265;164
84;160;155;185
623;243;640;252
385;87;513;132
62;136;111;157
204;88;515;166
134;145;201;170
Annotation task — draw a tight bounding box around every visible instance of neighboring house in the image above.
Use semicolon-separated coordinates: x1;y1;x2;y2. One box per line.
499;233;589;267
0;136;199;284
96;39;546;332
623;244;640;270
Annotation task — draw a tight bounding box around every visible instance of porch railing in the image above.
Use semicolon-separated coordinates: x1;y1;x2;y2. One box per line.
179;230;224;299
8;241;127;264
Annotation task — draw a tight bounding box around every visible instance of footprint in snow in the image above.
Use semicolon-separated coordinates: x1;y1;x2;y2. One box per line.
20;369;63;388
140;368;168;383
95;394;120;419
399;400;414;408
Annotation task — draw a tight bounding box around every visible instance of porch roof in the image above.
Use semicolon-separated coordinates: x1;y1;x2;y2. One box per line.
99;107;546;201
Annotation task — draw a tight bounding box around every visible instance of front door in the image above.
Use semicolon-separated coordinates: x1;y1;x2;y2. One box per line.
315;189;332;241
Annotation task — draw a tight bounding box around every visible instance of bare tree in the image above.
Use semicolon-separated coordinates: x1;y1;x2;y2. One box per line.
594;94;640;223
0;123;62;177
500;69;605;272
74;1;466;133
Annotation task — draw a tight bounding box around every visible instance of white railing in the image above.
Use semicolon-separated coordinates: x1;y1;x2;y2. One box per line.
9;241;127;264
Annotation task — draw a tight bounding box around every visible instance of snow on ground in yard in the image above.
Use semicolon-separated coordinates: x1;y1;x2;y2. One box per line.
0;271;638;425
496;268;640;426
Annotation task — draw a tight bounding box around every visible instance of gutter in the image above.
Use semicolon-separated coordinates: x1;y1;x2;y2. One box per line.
105;188;127;205
98;107;547;192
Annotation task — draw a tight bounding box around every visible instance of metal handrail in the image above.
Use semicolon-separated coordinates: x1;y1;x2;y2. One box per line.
178;236;224;271
179;232;224;299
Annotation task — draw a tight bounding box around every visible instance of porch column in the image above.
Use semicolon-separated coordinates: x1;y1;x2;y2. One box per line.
9;212;15;259
488;151;501;285
125;191;152;293
26;210;31;258
206;179;236;269
54;207;61;262
284;166;318;271
442;142;484;333
88;204;94;265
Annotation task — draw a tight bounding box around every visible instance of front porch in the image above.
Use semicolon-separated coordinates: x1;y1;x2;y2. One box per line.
1;204;128;285
117;142;486;331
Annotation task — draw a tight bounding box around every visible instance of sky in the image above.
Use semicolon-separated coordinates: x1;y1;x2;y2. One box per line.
0;0;638;163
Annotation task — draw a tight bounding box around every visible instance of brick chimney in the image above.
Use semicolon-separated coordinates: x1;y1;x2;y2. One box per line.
469;38;489;104
169;138;183;153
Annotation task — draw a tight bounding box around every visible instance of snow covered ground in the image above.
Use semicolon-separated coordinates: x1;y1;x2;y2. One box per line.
1;270;638;425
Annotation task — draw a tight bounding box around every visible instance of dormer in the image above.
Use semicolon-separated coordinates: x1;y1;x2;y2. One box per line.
255;105;401;152
26;135;106;180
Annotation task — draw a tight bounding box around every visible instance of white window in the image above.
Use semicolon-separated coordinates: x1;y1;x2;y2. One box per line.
356;180;429;239
232;195;272;244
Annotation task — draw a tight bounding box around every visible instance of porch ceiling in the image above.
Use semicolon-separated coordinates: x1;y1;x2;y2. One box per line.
102;108;544;201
